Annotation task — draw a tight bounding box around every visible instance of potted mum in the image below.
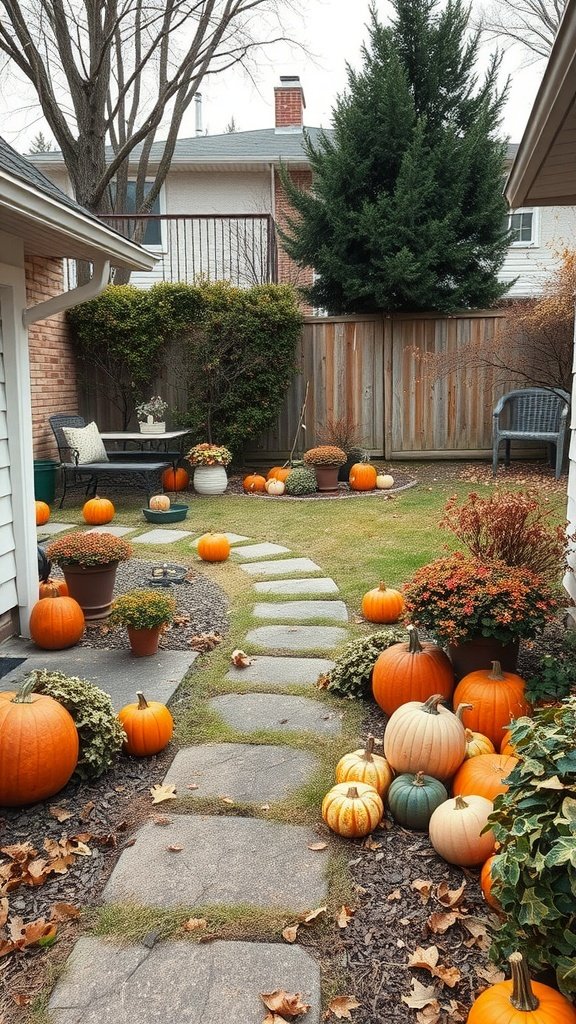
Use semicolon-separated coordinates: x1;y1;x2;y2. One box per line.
303;445;347;492
403;552;558;676
47;532;132;622
109;588;176;656
135;396;169;434
187;442;232;495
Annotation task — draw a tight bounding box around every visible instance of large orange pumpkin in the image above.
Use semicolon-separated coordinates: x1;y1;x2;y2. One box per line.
0;677;79;805
118;691;173;756
162;466;190;492
335;736;394;799
39;577;69;600
453;660;531;748
35;500;50;526
322;782;383;838
349;463;377;491
361;582;405;623
467;951;576;1024
197;532;231;562
29;591;85;650
83;496;115;525
452;753;519;803
243;474;267;493
384;694;468;779
372;625;454;716
267;466;292;483
429;793;495;866
480;854;502;911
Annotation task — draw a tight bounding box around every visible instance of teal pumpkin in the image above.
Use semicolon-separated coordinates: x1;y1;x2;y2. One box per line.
387;771;448;831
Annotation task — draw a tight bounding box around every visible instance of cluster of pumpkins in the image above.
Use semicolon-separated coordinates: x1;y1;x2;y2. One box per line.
0;684;173;807
242;464;395;496
35;495;116;528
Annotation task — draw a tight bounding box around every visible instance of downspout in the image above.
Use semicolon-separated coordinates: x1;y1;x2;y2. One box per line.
23;259;110;326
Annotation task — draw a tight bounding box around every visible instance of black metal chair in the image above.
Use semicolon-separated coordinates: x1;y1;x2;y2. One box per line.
492;388;570;479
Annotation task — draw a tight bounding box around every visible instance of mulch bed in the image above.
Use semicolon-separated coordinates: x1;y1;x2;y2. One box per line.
225;472;417;499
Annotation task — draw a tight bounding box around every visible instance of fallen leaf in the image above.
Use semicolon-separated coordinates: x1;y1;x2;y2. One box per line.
327;994;361;1019
231;648;252;668
316;673;330;689
263;1015;291;1024
446;999;468;1021
153;816;171;826
435;880;466;907
307;842;327;851
387;889;401;901
189;632;222;652
260;990;311;1017
408;946;440;972
260;804;271;811
337;905;354;929
0;898;8;928
475;964;506;985
401;979;438;1010
173;613;191;627
187;784;199;791
427;910;460;934
220;797;234;805
167;845;183;853
416;1000;441;1024
412;879;433;903
183;917;207;931
49;806;73;822
80;801;95;821
460;916;489;948
303;905;327;924
50;903;80;922
282;923;299;943
150;783;177;804
399;917;410;925
11;993;31;1006
363;837;382;851
435;965;462;988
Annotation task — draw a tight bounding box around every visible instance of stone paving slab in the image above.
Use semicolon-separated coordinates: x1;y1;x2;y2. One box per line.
84;525;136;536
164;743;318;802
225;655;334;687
209;693;342;735
240;557;322;576
132;528;191;544
254;577;339;595
48;938;321;1024
253;600;348;622
0;643;197;710
232;542;290;559
102;816;327;909
245;625;347;651
37;522;75;536
192;532;250;546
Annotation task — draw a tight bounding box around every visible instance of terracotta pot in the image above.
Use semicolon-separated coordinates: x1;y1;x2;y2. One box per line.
313;464;340;492
447;636;520;679
127;625;162;657
62;562;119;622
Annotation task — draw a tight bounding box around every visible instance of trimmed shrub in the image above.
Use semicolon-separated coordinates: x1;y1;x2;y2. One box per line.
284;467;317;495
323;628;407;699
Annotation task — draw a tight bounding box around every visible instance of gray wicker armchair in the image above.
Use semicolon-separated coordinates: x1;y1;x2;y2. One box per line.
492;388;570;479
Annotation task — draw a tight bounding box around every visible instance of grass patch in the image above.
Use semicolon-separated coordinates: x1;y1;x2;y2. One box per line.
88;902;297;945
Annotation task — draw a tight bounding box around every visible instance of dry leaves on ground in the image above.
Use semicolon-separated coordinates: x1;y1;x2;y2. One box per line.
282;905;328;944
327;994;361;1019
307;842;327;852
231;648;252;667
336;906;354;929
183;918;207;932
189;632;222;651
150;783;177;804
0;837;92;894
260;990;311;1019
407;946;461;988
0;912;58;959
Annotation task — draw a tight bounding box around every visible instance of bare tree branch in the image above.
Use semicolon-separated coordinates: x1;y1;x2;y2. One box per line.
474;0;567;62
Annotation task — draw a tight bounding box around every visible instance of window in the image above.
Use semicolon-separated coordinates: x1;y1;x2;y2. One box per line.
113;181;162;246
507;208;535;245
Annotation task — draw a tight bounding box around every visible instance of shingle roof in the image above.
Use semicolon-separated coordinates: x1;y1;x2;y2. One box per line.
0;135;104;222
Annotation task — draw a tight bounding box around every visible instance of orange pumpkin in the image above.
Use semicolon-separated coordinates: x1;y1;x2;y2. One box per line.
38;577;69;600
384;694;468;779
500;729;516;756
118;691;173;756
197;532;231;562
480;854;502;911
372;625;454;716
35;500;50;526
0;677;79;806
243;474;267;493
429;794;495;866
267;466;292;483
452;661;531;748
335;736;394;799
349;462;377;491
452;753;519;803
467;951;576;1024
83;496;115;525
149;494;171;511
322;782;383;838
464;728;496;759
361;582;405;624
29;591;85;650
162;467;190;492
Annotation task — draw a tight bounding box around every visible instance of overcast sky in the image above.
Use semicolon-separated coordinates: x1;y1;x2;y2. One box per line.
1;0;545;151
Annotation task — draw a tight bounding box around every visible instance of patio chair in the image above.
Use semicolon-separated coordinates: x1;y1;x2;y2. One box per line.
492;388;570;479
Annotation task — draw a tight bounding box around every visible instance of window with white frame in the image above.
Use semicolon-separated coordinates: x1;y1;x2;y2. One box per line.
507;208;536;246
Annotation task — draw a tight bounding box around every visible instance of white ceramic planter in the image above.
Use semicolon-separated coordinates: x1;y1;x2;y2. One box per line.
193;465;228;495
139;420;165;434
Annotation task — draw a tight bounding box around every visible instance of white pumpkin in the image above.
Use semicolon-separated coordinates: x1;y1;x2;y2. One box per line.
266;478;285;496
376;474;394;490
149;494;171;511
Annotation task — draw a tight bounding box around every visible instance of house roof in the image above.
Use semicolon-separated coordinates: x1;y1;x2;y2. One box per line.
506;0;576;207
0;136;156;270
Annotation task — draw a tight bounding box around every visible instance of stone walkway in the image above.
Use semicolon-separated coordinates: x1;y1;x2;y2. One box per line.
48;533;349;1024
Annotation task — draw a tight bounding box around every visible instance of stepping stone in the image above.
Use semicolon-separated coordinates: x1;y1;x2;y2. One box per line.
254;577;339;595
84;525;136;537
164;743;318;802
209;693;342;735
192;532;250;546
253;600;348;622
48;938;321;1024
36;522;74;536
240;557;321;577
132;528;191;544
102;816;327;909
245;625;347;651
226;655;334;688
232;542;290;559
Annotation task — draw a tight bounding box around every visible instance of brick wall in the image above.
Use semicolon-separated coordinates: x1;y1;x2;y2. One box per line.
274;80;305;128
25;257;79;459
274;169;314;310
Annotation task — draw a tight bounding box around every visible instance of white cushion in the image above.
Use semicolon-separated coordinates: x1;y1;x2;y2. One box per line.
62;422;109;464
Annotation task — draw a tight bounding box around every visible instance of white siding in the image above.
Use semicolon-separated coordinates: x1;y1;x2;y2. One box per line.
0;316;17;614
499;205;576;297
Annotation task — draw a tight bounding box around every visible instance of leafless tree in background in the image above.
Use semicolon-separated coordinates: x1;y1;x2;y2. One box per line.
474;0;567;61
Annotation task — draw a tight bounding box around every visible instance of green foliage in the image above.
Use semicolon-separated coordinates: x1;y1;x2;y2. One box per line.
280;0;510;313
110;589;176;629
525;632;576;705
325;627;407;698
284;467;318;495
487;700;576;996
32;670;125;779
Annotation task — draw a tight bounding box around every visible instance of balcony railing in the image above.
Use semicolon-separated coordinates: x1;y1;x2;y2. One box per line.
98;213;278;287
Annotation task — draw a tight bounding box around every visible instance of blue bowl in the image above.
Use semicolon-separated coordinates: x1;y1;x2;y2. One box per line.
142;503;189;523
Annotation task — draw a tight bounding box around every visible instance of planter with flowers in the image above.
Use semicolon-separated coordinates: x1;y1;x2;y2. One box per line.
303;445;347;492
403;552;558;676
135;396;169;434
187;443;232;495
47;532;133;622
109;588;176;656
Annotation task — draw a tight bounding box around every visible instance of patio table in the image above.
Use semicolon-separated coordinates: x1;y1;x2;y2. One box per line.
100;429;194;468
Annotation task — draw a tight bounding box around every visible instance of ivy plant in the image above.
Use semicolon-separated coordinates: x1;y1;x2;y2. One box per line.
323;628;407;699
486;698;576;996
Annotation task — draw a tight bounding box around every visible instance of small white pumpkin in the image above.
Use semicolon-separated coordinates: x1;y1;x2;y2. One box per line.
376;474;394;490
149;494;171;511
266;478;285;496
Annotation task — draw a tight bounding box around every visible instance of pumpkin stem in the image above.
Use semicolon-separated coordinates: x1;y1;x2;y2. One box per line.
136;691;149;710
378;581;387;591
44;583;62;599
346;786;360;799
407;625;423;654
421;694;446;715
464;728;473;741
455;702;474;720
489;660;506;681
12;676;37;703
509;952;540;1012
362;736;375;761
453;794;469;810
413;771;426;786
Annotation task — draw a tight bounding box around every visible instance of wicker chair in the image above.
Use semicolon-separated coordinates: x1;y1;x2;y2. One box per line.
492;388;570;479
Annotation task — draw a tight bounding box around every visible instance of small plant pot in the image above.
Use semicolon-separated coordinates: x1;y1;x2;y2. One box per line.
62;562;119;621
313;464;340;492
127;625;163;657
193;465;228;495
139;421;165;434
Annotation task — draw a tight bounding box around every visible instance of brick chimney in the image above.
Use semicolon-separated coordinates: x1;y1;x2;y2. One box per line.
274;75;306;132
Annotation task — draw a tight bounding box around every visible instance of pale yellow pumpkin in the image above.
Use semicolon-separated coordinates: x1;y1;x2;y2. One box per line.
335;736;394;799
429;794;495;866
149;494;171;511
322;781;383;838
376;474;394;489
383;694;468;778
464;728;496;759
265;478;285;496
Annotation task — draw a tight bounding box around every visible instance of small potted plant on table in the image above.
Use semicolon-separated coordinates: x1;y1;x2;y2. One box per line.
109;588;176;656
47;532;133;622
136;396;169;434
187;442;232;495
303;445;347;492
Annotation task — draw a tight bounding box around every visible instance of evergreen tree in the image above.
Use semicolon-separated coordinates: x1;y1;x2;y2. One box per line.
29;131;54;153
281;0;511;313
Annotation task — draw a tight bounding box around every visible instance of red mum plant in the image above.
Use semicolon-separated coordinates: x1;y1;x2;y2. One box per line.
47;532;132;567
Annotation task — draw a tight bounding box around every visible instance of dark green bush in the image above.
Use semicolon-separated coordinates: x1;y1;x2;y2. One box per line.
524;631;576;705
323;628;407;699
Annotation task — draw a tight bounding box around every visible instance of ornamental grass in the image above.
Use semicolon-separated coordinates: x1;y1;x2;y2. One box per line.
47;532;133;567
